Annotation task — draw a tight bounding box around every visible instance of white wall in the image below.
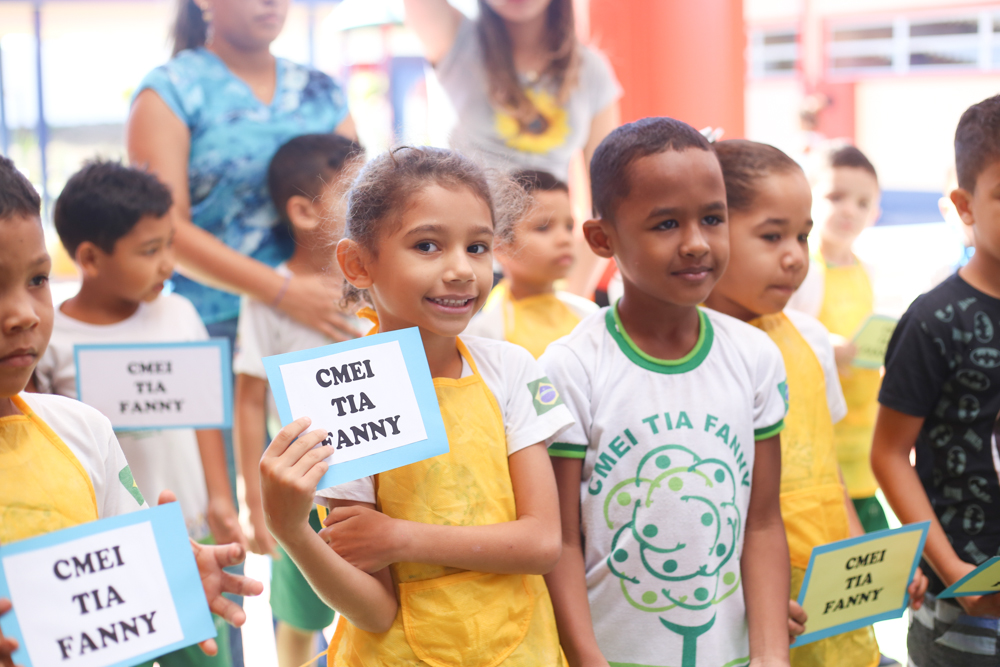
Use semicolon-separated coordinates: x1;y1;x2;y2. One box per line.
855;74;1000;190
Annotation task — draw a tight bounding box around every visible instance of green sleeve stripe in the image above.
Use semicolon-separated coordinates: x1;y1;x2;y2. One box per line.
754;420;785;441
549;442;588;459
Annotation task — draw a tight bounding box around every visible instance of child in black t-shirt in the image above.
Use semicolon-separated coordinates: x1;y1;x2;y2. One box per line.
873;95;1000;666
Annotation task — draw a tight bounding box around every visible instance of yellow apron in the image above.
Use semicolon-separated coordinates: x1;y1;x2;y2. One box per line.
328;336;564;667
816;258;882;499
489;281;581;359
751;314;878;667
0;394;98;544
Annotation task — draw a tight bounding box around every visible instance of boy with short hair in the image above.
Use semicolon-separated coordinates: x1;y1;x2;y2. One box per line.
540;118;791;667
787;144;888;534
465;169;596;358
872;94;1000;666
233;133;362;667
0;155;260;664
33;160;245;667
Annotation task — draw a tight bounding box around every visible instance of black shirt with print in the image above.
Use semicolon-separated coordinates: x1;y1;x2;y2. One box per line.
880;273;1000;594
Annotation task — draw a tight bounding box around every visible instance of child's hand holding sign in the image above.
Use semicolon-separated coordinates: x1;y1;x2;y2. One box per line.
0;598;18;667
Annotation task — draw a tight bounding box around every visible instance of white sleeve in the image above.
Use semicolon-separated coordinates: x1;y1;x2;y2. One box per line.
538;343;591;457
233;297;270;379
753;336;789;441
497;343;575;456
315;477;376;505
176;296;210;342
102;430;150;517
786;259;824;319
785;310;848;424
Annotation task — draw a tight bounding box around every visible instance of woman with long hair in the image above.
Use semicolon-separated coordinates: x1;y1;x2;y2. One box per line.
127;3;357;665
405;0;621;293
128;0;358;344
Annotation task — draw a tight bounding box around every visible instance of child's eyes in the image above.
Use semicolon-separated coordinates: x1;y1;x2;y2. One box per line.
702;215;724;226
653;219;679;230
29;274;49;288
798;233;810;243
761;233;781;242
415;241;440;253
535;224;550;233
468;243;489;255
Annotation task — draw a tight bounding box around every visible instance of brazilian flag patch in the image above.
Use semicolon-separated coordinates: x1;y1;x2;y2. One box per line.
528;377;563;416
778;380;790;414
119;465;145;506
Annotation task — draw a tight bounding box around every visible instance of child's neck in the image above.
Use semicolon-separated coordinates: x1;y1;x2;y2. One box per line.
376;312;464;380
0;396;19;418
61;281;141;325
617;286;702;361
819;237;855;267
506;277;555;301
959;245;1000;300
285;237;337;277
703;292;763;324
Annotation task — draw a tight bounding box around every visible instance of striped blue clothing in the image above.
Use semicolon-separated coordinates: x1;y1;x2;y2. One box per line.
135;48;349;324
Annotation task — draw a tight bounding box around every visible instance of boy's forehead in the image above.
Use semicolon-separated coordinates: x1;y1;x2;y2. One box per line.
824;166;879;192
618;149;725;212
0;214;49;271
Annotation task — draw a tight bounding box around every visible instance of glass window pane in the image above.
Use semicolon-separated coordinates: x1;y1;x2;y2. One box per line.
831;55;893;69
910;20;978;37
832;26;893;41
763;31;796;45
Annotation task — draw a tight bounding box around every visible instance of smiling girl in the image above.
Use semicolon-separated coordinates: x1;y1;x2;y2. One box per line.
258;147;575;666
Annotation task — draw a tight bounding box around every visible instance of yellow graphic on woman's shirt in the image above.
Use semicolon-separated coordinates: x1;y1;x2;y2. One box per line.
495;89;570;154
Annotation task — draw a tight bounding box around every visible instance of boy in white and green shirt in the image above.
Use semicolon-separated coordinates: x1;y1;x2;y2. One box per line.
541;118;791;667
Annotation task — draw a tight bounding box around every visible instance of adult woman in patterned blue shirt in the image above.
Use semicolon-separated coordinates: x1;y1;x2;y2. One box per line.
127;0;358;341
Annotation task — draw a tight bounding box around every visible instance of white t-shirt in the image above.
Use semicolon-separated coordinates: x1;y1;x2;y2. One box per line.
34;294;211;541
18;392;148;518
234;264;349;433
317;335;575;505
538;306;788;667
784;309;848;424
463;290;599;341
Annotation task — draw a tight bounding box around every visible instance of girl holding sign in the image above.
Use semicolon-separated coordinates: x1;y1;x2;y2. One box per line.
259;147;575;664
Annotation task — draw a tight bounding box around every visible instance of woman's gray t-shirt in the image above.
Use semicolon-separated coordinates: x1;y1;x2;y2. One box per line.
435;18;621;181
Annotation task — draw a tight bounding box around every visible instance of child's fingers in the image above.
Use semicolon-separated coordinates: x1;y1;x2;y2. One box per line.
280;429;330;470
197;638;219;657
157;489;178;505
219;570;264;600
263;417;312;460
210;593;248;627
288;442;334;478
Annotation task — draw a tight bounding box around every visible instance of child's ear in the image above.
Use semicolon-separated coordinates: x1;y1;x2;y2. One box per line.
950;188;976;228
74;241;102;279
582;218;615;259
337;238;373;289
286;195;321;232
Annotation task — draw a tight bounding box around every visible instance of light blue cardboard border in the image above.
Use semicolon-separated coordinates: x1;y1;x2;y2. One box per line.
938;556;1000;598
73;339;232;431
790;521;930;648
0;503;215;667
262;327;448;488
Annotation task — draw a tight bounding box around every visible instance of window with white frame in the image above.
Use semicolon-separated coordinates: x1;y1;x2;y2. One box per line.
748;27;800;78
828;11;997;75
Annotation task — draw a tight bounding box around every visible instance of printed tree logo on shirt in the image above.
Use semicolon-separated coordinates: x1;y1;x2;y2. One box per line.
604;445;743;667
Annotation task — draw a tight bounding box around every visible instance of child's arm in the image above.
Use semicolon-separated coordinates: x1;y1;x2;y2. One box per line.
742;435;791;667
871;405;1000;616
233;373;276;557
544;457;608;667
839;468;865;537
321;443;563;575
195;428;247;550
0;598;17;667
260;418;397;632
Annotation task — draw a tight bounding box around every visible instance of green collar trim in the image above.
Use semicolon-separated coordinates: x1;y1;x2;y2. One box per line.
606;302;714;374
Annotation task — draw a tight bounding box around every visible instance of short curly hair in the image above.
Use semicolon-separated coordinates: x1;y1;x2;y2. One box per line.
0;156;41;221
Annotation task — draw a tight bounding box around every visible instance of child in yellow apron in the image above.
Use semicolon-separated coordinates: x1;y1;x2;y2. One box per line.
708;139;881;667
0;187;261;664
256;148;574;666
465;170;597;359
814;259;887;532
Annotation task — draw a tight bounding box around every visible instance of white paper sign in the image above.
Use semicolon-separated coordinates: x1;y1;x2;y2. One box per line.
3;522;182;666
74;341;232;430
277;339;426;465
